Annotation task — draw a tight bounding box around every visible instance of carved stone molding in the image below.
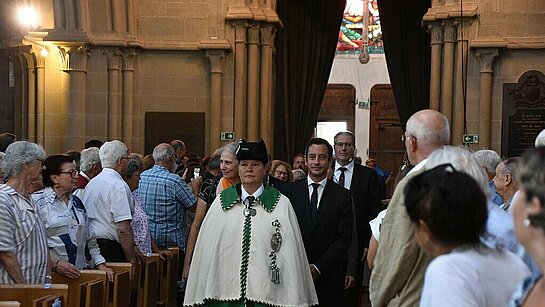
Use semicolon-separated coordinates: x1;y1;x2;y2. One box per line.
58;45;91;71
104;49;122;71
442;21;457;43
247;24;260;45
260;24;276;46
232;21;249;44
508;70;545;108
21;52;37;69
122;49;138;71
206;50;227;74
476;48;499;74
428;22;443;45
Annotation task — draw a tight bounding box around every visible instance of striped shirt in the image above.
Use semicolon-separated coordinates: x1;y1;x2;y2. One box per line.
0;184;48;283
138;165;196;249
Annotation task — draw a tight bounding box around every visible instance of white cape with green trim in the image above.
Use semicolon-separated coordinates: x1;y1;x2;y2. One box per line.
184;190;318;307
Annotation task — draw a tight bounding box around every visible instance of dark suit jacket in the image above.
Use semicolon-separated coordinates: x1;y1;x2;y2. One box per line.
347;163;380;255
283;178;353;294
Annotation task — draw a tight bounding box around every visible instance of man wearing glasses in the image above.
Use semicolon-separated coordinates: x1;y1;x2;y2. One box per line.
370;109;450;307
332;131;380;305
83;140;138;268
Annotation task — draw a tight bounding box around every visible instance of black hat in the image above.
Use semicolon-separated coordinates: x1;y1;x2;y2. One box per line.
236;139;269;165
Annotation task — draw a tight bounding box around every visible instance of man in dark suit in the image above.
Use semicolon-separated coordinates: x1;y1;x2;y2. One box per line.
284;138;353;306
333;131;380;305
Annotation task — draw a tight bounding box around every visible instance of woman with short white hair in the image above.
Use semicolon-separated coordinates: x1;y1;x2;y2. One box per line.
0;141;49;283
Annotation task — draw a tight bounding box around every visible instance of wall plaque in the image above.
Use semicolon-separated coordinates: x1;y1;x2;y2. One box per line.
502;70;545;157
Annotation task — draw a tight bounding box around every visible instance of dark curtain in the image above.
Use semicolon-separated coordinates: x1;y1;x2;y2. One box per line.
376;0;431;130
274;0;346;161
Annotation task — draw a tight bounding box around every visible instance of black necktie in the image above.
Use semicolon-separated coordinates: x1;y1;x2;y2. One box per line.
338;167;347;187
246;196;255;207
310;183;320;224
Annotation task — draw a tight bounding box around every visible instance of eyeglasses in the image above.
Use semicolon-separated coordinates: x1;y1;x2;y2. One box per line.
59;169;79;178
274;170;289;177
334;142;353;149
34;158;45;166
118;156;130;162
401;133;417;143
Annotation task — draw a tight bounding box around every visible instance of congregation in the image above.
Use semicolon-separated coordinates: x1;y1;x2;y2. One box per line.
1;109;545;307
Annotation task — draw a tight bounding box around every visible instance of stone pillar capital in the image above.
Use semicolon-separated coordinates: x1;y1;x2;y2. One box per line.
260;24;276;46
122;49;138;71
206;50;227;73
442;21;457;43
247;24;261;45
58;45;91;72
231;21;250;43
427;22;443;46
476;48;499;73
104;49;123;71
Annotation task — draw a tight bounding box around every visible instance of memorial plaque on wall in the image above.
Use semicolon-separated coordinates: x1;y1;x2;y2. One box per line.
502;70;545;157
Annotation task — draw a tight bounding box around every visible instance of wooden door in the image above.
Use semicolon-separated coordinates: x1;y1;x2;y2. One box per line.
145;112;205;156
369;84;404;198
319;84;356;133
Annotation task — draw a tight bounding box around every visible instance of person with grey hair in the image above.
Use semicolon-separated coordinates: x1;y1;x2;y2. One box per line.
535;129;545;148
508;147;545;306
0;152;5;182
0;141;48;283
370;109;450;307
138;143;199;288
170;139;187;178
474;149;503;207
494;157;520;212
73;147;103;199
82;140;139;271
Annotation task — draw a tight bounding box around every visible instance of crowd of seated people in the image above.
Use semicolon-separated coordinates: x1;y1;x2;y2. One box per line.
1;120;545;307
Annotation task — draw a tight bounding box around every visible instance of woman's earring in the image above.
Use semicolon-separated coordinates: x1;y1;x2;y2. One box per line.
523;219;531;226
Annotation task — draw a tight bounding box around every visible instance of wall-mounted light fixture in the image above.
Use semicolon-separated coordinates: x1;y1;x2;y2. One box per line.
17;6;40;28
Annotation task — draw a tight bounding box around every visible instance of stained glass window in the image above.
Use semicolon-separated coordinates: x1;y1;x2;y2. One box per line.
336;0;383;54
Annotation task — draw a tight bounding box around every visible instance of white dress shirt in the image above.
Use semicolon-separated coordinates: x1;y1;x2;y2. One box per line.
334;160;355;189
307;176;328;208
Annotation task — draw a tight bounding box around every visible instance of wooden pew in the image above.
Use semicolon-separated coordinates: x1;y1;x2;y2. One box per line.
85;279;105;307
52;270;107;307
0;284;68;307
106;263;132;307
40;295;64;307
157;248;179;307
0;302;20;307
137;255;159;307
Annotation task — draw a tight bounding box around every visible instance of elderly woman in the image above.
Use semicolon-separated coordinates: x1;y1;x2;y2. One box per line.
269;160;293;182
183;142;240;283
33;155;113;281
405;161;529;307
0;141;48;283
508;148;545;306
123;158;170;259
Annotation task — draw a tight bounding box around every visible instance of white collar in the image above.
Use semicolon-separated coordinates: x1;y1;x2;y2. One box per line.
335;160;354;172
241;184;264;202
408;158;428;175
307;176;328;188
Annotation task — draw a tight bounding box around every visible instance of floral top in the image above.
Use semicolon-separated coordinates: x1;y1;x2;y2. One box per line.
508;274;542;307
131;191;152;255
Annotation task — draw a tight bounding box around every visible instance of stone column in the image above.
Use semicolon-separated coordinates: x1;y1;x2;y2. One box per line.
440;21;456;127
122;50;137;148
428;22;443;111
233;21;248;140
105;49;122;140
206;50;225;151
452;21;470;145
53;0;65;29
60;45;90;150
246;23;260;141
22;52;37;142
126;0;136;34
14;52;27;139
476;48;498;149
259;24;276;150
206;50;227;151
34;51;46;146
111;0;124;33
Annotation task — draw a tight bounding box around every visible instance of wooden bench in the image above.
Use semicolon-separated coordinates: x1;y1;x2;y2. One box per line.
137;255;159;307
157;247;179;307
106;263;132;307
0;301;20;307
0;284;68;307
52;270;107;307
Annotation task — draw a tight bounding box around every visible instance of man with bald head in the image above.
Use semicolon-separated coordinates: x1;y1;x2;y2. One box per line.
370;109;450;307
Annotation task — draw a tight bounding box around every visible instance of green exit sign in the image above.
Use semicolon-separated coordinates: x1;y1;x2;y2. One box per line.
221;132;235;141
463;134;479;144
